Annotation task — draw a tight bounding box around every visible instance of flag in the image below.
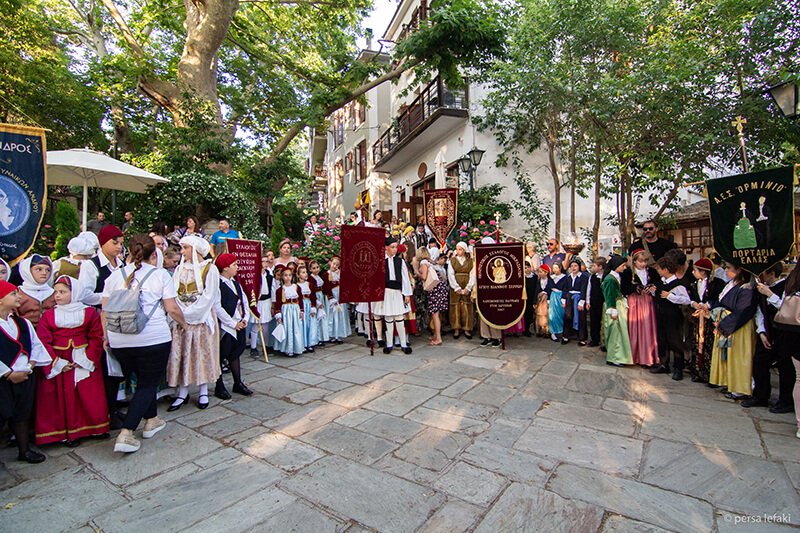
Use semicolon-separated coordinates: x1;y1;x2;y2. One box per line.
423;188;458;248
475;242;527;328
225;238;263;317
340;224;385;303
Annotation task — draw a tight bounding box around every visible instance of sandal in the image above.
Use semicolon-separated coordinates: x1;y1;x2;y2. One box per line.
428;339;442;346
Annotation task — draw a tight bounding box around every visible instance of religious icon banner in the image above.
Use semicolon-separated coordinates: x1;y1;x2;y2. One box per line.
423;188;458;248
475;242;526;329
225;238;263;317
340;224;386;303
706;166;796;275
0;124;47;266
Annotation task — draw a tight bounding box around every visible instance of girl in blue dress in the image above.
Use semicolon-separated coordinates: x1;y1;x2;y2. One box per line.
296;265;319;353
274;268;306;357
549;262;567;342
326;257;350;343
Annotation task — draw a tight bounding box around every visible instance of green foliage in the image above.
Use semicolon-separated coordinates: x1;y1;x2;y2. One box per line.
273;202;308;242
31;210;56;257
52;201;81;259
134;170;262;239
269;213;287;255
456;184;512;226
511;172;551;244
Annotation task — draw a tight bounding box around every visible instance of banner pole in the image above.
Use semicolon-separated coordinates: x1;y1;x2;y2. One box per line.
367;302;375;356
257;321;269;364
501;329;505;350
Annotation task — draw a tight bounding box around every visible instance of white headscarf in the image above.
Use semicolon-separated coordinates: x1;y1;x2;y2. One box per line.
19;255;54;301
53;275;87;328
68;236;95;257
78;231;100;255
456;241;469;252
481;236;496;244
0;258;9;281
176;235;212;292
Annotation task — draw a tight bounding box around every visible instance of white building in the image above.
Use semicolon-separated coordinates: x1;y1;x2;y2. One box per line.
311;0;681;245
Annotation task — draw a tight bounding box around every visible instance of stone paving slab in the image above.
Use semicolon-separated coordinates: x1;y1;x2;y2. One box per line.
298;423;397;465
404;405;490;436
417;499;483;533
393;426;471;471
356;413;426;443
461;440;555;486
280;455;445;533
537;400;638;436
433;460;507;506
363;384;439;416
238;431;326;472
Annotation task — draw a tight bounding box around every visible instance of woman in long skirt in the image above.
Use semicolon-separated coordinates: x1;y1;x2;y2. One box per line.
710;265;756;398
325;257;350;343
603;255;633;366
548;263;566;342
627;250;658;366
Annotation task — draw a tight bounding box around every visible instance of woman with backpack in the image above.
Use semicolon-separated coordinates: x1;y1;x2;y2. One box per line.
102;234;187;454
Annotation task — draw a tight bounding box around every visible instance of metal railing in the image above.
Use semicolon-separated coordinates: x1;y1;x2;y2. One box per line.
372;76;467;164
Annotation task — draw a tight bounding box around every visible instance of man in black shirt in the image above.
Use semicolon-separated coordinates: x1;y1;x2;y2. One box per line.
628;220;676;261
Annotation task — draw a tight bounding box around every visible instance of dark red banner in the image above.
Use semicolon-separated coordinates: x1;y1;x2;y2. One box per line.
340;225;385;303
475;242;526;329
423;188;458;248
225;238;263;317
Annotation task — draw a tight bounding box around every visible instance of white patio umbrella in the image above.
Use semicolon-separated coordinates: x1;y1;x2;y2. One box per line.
434;149;447;189
47;148;168;228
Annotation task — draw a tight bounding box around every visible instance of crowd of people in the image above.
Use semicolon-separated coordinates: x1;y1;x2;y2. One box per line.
1;213;798;465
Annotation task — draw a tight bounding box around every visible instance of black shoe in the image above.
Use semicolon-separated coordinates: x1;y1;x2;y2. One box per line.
221;361;230;374
769;403;795;414
64;439;81;448
523;331;532;337
600;346;607;353
18;450;46;464
232;383;254;396
382;346;392;354
588;342;599;347
706;383;720;389
167;395;190;412
250;348;260;358
480;339;491;346
88;433;110;440
490;339;501;347
197;394;210;409
671;369;683;381
378;340;386;348
606;361;624;367
453;332;461;339
335;339;344;344
402;346;413;354
719;387;728;394
691;375;708;383
464;333;472;340
561;338;569;345
649;365;669;374
741;398;769;408
366;339;373;347
215;384;232;400
109;411;124;430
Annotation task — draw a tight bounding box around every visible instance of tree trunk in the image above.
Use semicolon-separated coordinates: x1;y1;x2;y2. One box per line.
568;137;578;236
591;140;601;256
546;134;561;241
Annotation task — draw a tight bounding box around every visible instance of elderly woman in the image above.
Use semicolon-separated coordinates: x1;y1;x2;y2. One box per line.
448;242;475;339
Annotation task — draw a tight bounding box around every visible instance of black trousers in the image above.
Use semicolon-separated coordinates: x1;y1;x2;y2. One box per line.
112;342;171;431
524;287;535;333
752;331;796;406
656;315;685;370
589;301;603;345
102;355;124;416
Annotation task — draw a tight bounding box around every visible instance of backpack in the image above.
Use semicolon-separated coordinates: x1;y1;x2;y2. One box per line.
105;266;159;334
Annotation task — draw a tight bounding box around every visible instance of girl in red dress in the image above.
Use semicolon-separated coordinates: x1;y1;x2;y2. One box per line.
35;276;109;446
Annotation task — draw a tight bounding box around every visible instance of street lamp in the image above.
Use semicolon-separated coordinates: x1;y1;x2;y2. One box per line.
767;81;799;119
458;146;485;190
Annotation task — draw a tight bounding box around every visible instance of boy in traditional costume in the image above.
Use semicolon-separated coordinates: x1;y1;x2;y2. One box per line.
213;253;253;399
377;237;413;354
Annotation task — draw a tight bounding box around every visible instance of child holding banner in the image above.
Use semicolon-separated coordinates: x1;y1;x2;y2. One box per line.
274;267;306;357
213;254;253;398
250;255;273;357
325;257;350;343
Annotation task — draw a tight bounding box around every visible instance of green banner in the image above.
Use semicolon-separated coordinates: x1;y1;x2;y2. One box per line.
706;166;796;275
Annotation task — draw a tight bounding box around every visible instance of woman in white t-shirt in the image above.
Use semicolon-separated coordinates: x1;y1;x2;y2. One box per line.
102;234;187;454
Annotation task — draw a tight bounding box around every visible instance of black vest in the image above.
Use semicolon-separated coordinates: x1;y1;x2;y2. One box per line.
0;315;32;368
260;271;273;301
659;277;684;322
589;274;604;304
220;279;245;318
91;255;114;294
385;256;403;290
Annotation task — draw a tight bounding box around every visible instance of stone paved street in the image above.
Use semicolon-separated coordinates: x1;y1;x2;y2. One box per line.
1;336;799;532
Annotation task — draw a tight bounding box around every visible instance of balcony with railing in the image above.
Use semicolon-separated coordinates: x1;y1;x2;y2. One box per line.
372;76;468;173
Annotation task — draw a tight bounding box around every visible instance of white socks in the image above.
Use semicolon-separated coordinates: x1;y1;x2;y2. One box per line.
172;386;189;407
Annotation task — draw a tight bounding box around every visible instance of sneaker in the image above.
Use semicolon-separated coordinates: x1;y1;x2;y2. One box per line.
142;417;166;439
113;433;141;453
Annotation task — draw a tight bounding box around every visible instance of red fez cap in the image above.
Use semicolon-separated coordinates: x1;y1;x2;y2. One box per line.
215;253;237;271
694;258;713;271
0;280;17;300
98;225;123;247
539;264;550;273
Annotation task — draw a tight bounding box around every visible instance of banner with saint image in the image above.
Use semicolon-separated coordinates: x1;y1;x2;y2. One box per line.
475;242;526;329
0;124;47;266
225;238;263;317
423;188;458;248
706;166;796;275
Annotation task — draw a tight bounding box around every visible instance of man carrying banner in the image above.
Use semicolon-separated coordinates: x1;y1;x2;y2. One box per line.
376;237;413;354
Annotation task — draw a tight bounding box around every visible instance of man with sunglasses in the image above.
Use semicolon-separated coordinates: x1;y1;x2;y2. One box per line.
542;239;570;271
628;220;676;262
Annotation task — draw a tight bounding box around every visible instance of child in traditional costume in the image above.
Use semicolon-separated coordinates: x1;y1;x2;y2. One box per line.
249;255;273;357
0;258;9;281
325;257;350;343
274;267;306;357
52;236;99;305
378;237;413;354
213;254;253;399
603;255;633;366
710;265;757;399
309;260;331;344
563;258;588;345
652;256;692;380
534;264;554;337
586;257;606;347
687;258;725;383
35;276;108;447
167;235;220;411
627;250;659;367
0;280;52;463
297;265;319;352
548;262;567;343
17;254;55;328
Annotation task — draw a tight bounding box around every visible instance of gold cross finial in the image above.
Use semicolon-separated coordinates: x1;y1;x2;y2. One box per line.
731;115;747;135
494;211;501;221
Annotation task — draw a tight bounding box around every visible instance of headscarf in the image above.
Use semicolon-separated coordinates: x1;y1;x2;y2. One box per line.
68;236;95;257
53;276;87;328
19;255;54;302
481;236;496;244
177;235;212;292
78;231;100;254
0;258;9;281
455;241;468;252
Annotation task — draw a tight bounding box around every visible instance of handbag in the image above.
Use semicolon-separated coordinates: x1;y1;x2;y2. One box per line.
774;293;800;331
423;263;440;292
